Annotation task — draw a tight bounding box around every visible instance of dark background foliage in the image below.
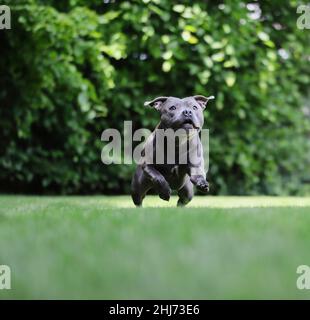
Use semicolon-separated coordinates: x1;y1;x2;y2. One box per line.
1;0;309;195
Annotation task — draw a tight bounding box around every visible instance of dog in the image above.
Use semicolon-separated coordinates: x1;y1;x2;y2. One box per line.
131;95;214;207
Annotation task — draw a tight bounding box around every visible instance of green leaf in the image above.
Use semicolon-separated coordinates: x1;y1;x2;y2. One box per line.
162;61;172;72
77;92;90;112
162;51;173;60
211;52;225;62
173;4;185;13
224;72;236;87
258;31;270;42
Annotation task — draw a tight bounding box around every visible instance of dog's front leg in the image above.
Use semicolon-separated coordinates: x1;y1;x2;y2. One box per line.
143;164;171;201
189;167;209;193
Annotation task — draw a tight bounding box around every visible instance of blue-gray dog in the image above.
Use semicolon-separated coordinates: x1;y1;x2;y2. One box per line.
131;95;214;207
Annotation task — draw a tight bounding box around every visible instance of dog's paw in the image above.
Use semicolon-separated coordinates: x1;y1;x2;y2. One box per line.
154;176;171;201
157;181;171;201
196;179;209;193
159;185;171;201
159;190;171;201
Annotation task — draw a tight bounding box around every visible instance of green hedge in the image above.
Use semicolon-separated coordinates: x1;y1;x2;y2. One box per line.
1;0;309;194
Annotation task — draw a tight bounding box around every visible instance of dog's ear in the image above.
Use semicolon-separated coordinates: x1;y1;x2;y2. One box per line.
144;97;168;111
193;95;215;109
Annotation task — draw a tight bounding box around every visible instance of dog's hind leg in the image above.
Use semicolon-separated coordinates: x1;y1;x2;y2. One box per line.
177;176;194;207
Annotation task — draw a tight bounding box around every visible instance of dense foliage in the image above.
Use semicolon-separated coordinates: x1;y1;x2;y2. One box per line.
1;0;309;194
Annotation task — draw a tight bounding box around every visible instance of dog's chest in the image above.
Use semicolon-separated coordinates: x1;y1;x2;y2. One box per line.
155;164;187;189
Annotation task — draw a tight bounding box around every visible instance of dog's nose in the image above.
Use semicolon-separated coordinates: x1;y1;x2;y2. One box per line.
182;109;192;117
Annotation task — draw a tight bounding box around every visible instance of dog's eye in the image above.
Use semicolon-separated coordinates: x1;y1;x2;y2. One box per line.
169;106;176;111
192;105;198;110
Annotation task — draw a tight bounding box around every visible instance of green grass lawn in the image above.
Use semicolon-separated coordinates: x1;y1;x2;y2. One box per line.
0;195;310;299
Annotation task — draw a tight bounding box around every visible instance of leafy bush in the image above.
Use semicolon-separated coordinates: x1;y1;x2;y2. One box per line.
1;0;309;194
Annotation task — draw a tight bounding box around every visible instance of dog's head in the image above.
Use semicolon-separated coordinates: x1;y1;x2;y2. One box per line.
144;95;214;131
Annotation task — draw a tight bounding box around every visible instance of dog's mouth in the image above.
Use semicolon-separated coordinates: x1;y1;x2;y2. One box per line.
182;119;199;130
